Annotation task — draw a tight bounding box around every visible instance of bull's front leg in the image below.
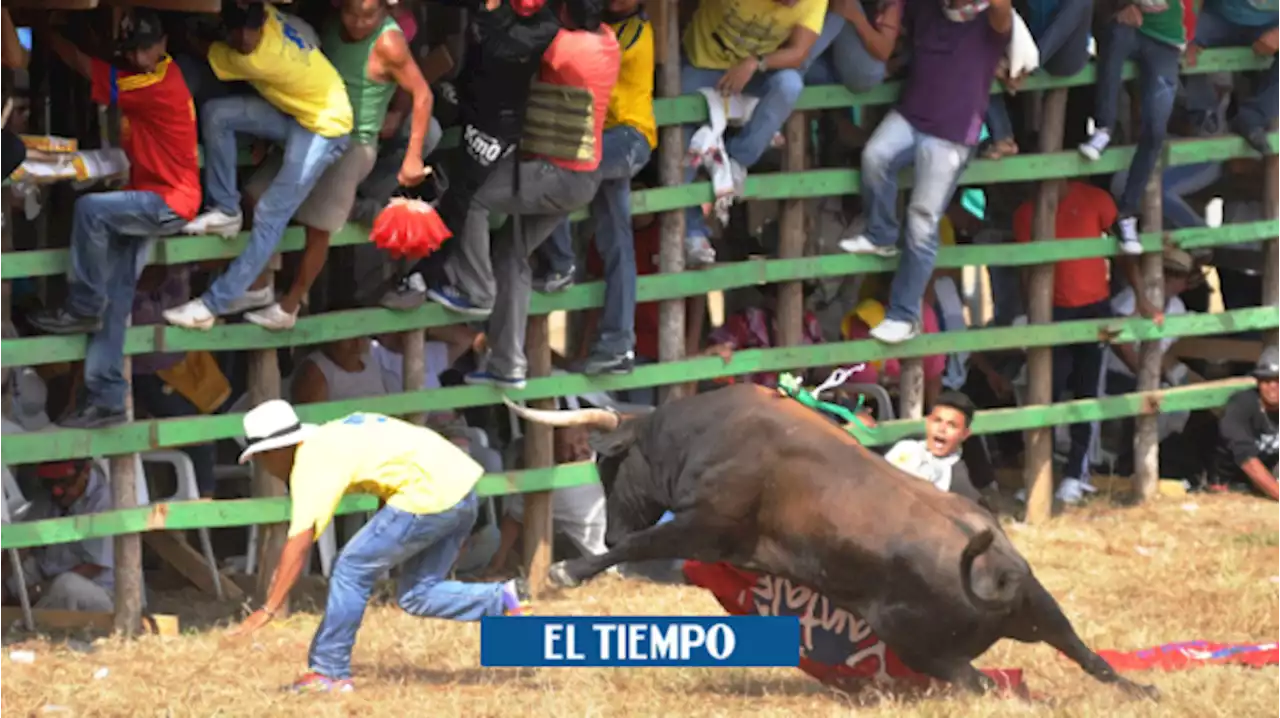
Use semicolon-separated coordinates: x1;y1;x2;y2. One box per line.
549;514;711;588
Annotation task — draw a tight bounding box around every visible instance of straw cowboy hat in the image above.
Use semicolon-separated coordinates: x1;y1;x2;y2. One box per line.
238;399;317;464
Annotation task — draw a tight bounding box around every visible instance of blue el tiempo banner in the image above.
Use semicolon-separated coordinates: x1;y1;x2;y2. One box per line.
480;616;800;668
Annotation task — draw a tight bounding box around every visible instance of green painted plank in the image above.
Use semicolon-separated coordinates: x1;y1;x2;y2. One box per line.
859;378;1256;447
1;377;1257;550
2;307;1274;465
0;463;599;550
4;221;1273;368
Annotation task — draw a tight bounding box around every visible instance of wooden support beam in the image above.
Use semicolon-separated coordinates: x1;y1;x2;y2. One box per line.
899;361;925;420
1170;337;1264;363
776;113;808;348
1264;120;1278;349
1133;165;1166;502
521;316;554;598
142;533;245;601
656;0;686;405
402;329;426;426
2;607;179;636
1023;88;1068;524
248;349;287;612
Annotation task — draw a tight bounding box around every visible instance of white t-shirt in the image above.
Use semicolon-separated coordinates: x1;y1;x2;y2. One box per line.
884;439;962;493
372;340;452;393
1105;287;1187;379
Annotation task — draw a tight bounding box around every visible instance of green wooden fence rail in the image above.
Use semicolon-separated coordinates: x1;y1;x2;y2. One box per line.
0;377;1255;551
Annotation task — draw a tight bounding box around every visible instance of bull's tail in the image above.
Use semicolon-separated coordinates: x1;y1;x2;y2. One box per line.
502;396;624;431
959;529;1024;612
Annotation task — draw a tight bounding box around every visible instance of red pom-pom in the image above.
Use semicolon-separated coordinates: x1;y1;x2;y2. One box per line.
370;198;453;260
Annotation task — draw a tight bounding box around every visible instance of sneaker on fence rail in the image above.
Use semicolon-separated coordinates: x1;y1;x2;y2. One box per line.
380;272;427;311
164;298;217;331
288;672;354;694
464;369;527;390
838;234;899;258
1113;216;1143;255
685;233;716;267
58;404;127;429
245;303;299;331
27;306;103;335
869;318;920;345
182;208;243;238
1077;128;1111;162
534;266;576;293
223;285;275;315
426;284;492;318
1233;117;1274;157
580;349;635;376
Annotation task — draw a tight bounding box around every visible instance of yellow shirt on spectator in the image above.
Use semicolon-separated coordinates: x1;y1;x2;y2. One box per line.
286;412;485;540
606;13;657;150
683;0;828;70
207;6;353;138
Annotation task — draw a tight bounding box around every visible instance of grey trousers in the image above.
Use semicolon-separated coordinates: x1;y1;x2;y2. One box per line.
445;157;601;377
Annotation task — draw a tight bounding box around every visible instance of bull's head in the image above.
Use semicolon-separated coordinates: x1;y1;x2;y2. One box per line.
502;397;655;495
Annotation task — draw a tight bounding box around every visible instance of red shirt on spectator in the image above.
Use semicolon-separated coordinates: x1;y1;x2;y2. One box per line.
90;56;201;221
1012;181;1116;309
534;24;621;172
586;221;661;361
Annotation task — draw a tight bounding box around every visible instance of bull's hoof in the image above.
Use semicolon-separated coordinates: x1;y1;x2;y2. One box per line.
1118;679;1160;702
548;561;581;589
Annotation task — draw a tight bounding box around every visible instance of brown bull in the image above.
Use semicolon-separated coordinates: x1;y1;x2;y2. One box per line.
504;384;1159;700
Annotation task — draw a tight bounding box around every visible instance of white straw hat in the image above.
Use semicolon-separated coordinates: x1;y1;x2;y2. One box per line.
238;399;317;464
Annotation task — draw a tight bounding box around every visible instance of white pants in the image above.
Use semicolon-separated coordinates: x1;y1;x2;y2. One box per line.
505;483;608;557
36;572;114;612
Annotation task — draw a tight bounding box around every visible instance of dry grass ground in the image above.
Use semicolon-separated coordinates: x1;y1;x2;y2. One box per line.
3;493;1277;718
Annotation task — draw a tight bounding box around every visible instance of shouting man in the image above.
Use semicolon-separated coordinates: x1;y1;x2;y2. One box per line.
883;390;982;501
229;400;529;693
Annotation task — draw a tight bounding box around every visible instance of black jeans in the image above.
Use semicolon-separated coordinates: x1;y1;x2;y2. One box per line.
1052;300;1112;482
132;373;218;496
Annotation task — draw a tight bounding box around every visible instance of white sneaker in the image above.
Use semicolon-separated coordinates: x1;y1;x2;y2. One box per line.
223;285;275;315
164;299;216;331
1055;478;1097;505
838;235;899;258
869;318;919;344
183;209;243;238
244;303;298;331
1116;216;1143;255
1077;129;1111;162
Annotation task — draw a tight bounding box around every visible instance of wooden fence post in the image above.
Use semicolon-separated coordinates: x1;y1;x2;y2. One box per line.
1263;121;1278;349
1023;88;1068;524
656;0;686;405
775;113;808;347
402;329;426;426
110;333;143;636
1132;163;1165;501
249;349;287;611
521;316;554;598
899;361;925;420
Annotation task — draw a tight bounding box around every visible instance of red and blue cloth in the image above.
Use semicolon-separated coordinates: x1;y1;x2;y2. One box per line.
683;561;1277;696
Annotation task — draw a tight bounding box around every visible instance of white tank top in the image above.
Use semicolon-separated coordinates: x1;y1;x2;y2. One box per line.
295;349;387;402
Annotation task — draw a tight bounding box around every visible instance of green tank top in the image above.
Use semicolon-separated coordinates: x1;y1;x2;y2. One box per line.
323;16;401;145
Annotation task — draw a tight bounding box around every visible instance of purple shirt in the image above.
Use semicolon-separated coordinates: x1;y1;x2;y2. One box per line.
896;0;1009;146
131;267;190;376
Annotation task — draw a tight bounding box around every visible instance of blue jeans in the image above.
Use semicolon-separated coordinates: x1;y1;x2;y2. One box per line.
543;126;653;355
308;492;506;680
985;0;1093;141
801;9;887;93
1051;300;1112;483
1093;23;1180;215
1110;161;1222;229
198;96;348;314
860;110;974;324
1183;7;1278;134
681;57;805;238
67;191;186;411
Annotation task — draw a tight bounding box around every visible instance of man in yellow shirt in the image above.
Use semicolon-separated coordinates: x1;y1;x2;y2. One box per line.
228;399;529;693
535;0;657;376
164;3;353;331
679;0;826;267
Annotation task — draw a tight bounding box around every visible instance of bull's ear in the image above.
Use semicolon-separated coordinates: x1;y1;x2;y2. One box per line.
588;423;638;458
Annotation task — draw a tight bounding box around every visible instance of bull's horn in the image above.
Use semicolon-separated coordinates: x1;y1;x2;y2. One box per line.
502;396;621;431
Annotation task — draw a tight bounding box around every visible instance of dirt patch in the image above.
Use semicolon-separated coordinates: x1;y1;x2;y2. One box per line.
2;494;1277;717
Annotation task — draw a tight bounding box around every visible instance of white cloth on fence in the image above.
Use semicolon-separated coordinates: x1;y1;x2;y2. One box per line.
688;88;759;225
1007;10;1041;88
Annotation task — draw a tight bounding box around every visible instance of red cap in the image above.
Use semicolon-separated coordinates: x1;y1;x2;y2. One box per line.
37;460;84;481
511;0;547;16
